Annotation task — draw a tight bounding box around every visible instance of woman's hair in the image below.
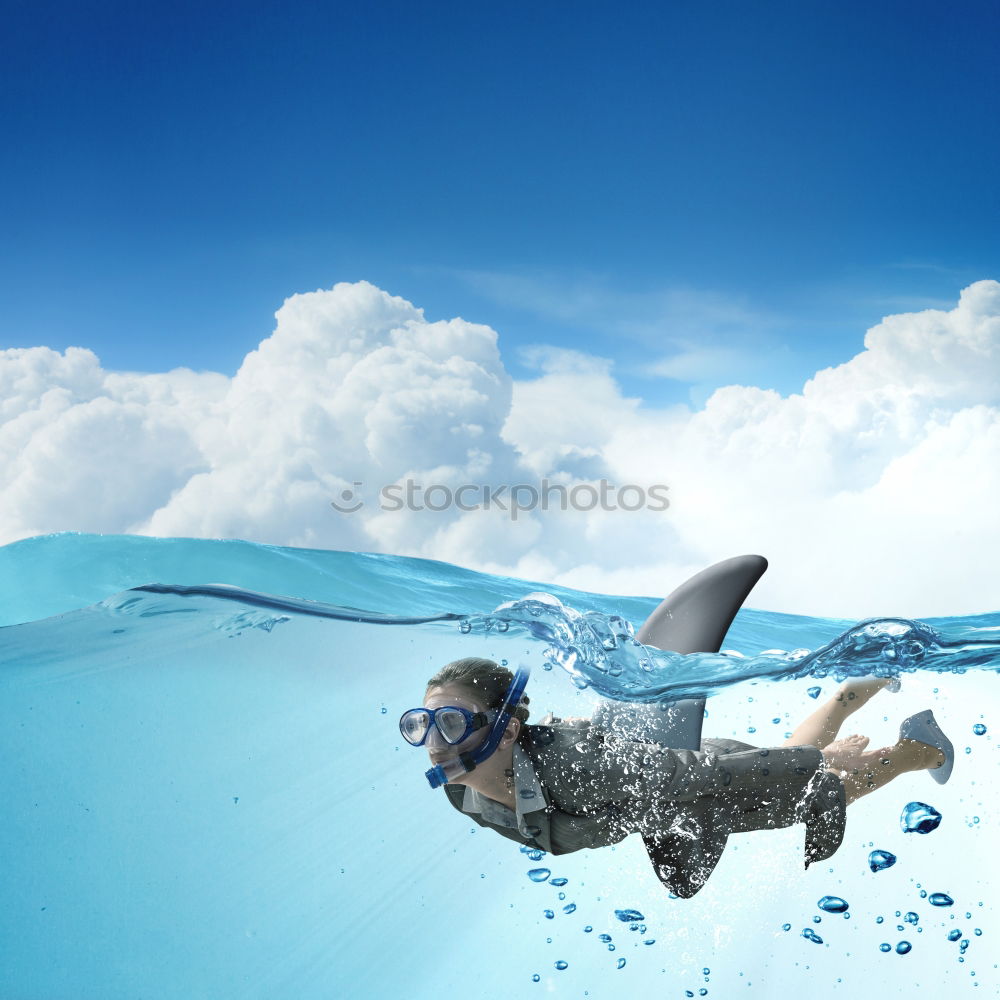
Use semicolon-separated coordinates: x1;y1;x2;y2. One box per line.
426;657;530;725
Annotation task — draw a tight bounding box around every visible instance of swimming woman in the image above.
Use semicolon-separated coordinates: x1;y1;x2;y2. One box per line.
400;657;954;897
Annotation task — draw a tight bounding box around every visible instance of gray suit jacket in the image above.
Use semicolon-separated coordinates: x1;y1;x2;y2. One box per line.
443;719;846;898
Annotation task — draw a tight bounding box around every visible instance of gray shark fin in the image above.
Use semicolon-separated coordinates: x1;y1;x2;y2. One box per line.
593;555;767;751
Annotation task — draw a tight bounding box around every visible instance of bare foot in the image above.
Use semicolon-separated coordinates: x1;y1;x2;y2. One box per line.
820;733;872;774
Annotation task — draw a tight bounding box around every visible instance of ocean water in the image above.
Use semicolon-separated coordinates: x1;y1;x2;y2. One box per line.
1;533;996;999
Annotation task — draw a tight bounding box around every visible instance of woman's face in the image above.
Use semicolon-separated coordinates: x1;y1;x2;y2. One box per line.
422;683;492;771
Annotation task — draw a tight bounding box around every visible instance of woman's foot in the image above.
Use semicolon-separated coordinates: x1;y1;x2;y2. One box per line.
819;733;871;774
827;737;943;805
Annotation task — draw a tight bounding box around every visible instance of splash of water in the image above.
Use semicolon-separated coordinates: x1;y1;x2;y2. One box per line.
81;581;1000;705
464;592;1000;702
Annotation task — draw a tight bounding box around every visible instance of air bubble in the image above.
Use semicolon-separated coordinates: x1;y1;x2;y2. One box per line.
901;801;942;835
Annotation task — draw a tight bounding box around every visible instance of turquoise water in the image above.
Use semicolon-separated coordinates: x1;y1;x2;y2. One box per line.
1;533;997;999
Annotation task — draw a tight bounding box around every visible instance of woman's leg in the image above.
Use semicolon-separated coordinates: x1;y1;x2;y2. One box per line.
784;677;894;749
820;734;945;806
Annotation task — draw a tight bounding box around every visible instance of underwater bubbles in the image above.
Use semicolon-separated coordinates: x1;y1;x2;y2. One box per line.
818;895;849;913
868;849;897;872
896;941;912;955
527;868;551;882
929;893;955;907
615;908;645;922
801;929;823;944
901;801;943;834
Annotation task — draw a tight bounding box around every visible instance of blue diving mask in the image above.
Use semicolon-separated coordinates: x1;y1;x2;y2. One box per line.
400;664;531;790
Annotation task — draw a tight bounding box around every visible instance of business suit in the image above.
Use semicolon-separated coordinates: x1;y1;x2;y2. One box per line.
443;718;847;898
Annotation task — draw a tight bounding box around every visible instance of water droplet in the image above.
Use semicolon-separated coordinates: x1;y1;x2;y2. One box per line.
599;934;612;943
615;908;645;922
880;943;891;953
550;877;568;887
929;893;954;907
896;941;912;955
973;723;987;735
813;916;822;924
558;892;566;900
607;943;616;952
868;849;897;872
583;926;592;933
818;895;849;913
702;967;711;975
699;991;708;997
532;973;540;982
876;916;884;924
380;706;387;714
807;686;822;699
617;958;626;969
948;929;962;942
782;923;791;932
563;903;576;914
554;960;568;971
900;801;942;834
904;912;919;925
644;939;655;945
747;726;757;734
974;928;982;936
544;910;554;919
801;928;823;944
528;868;551;882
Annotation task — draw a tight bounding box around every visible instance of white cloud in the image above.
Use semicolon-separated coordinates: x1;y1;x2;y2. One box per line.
1;278;998;617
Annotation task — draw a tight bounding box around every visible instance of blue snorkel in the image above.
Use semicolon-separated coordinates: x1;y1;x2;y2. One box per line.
424;663;531;789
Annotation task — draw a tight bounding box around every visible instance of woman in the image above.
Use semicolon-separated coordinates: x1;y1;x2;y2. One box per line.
400;657;954;897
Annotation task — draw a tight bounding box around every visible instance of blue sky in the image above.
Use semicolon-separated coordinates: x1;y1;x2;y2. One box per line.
3;0;998;405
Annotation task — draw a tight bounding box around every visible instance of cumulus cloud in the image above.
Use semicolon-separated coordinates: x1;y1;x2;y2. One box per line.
1;278;998;617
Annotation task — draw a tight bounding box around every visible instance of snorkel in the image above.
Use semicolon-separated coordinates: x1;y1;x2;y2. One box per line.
424;663;531;789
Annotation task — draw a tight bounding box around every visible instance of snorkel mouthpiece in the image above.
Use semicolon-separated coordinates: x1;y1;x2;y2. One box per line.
426;753;477;789
424;664;531;790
